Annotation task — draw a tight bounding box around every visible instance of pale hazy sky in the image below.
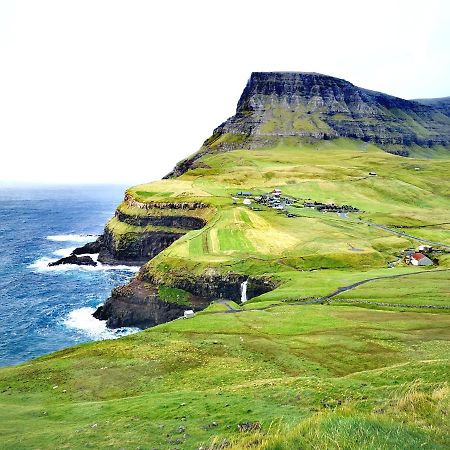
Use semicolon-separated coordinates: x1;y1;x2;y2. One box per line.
1;0;449;185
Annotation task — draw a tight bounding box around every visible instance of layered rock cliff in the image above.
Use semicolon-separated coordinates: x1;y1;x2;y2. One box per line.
69;196;210;266
166;72;450;177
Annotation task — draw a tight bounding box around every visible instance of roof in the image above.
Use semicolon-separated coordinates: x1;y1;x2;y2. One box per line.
412;252;426;260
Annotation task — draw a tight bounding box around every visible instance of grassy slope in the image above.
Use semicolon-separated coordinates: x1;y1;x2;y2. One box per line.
1;138;449;449
140;139;449;298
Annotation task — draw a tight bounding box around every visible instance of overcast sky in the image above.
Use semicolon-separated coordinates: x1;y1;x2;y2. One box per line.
1;0;449;185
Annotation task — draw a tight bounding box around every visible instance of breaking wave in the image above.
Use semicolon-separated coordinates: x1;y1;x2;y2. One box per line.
47;234;98;243
63;307;139;340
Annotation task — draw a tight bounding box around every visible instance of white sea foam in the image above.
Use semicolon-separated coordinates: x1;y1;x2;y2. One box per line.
53;247;76;257
28;256;140;273
47;234;98;243
63;307;139;340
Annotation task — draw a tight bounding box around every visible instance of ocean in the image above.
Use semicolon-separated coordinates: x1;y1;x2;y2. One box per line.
0;185;140;367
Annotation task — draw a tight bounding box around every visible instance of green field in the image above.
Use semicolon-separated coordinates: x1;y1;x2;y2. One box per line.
1;304;449;449
1;138;450;448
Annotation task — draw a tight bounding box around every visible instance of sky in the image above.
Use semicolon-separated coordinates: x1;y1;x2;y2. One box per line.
0;0;449;185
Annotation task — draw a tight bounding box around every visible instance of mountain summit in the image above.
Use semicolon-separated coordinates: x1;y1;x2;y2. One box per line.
168;72;450;177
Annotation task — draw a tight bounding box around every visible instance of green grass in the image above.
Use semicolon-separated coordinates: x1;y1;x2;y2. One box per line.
1;305;449;449
334;270;450;307
158;285;191;306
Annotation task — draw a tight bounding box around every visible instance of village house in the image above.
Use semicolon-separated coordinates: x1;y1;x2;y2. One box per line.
183;310;195;319
407;252;433;266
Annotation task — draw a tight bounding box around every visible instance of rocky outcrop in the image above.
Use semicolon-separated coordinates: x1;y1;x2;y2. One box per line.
72;239;102;255
69;200;210;266
93;279;209;328
97;227;184;266
48;254;97;267
94;272;276;328
165;72;450;177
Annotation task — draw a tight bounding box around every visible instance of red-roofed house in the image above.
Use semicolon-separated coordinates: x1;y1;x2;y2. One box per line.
410;252;433;266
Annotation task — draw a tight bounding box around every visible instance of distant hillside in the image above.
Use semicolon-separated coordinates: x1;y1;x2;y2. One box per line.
413;96;450;115
167;72;450;177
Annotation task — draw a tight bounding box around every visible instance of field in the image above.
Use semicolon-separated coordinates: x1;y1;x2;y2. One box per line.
1;303;449;449
1;138;449;448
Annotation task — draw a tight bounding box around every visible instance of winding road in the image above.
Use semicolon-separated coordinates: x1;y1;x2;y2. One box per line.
360;220;450;249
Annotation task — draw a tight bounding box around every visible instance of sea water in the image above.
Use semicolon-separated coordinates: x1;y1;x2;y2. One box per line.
0;185;140;367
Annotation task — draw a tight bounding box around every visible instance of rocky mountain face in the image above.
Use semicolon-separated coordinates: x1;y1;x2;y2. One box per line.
166;72;450;177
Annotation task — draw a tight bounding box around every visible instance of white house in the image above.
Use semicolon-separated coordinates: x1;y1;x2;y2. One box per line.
418;244;432;252
243;199;252;206
183;310;195;318
410;252;433;266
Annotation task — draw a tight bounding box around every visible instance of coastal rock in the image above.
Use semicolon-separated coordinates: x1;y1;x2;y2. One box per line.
93;279;208;328
97;227;185;266
94;272;276;329
48;254;97;267
71;238;103;255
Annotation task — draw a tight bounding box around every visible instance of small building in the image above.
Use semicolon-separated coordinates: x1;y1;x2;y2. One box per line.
410;252;433;266
369;172;377;176
236;191;253;197
183;310;195;319
243;199;252;206
272;189;282;196
418;244;432;253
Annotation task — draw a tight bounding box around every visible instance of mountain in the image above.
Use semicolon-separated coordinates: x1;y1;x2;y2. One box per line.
167;72;450;177
1;72;449;449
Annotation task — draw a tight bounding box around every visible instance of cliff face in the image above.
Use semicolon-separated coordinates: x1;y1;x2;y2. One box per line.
166;72;450;177
94;274;276;328
222;72;450;146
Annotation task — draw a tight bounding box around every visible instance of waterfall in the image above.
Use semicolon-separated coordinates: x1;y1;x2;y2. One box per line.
240;280;248;303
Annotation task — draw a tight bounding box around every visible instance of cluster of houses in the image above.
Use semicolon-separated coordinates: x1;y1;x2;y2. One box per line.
404;245;434;266
234;189;298;217
256;189;298;217
234;189;361;219
303;200;359;213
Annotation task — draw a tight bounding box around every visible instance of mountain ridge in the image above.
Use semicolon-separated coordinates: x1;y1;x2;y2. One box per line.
166;72;450;178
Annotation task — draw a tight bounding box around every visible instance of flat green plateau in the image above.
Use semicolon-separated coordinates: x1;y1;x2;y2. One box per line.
1;138;449;449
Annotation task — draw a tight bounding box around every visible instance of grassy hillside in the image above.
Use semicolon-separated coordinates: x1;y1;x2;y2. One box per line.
1;138;449;449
